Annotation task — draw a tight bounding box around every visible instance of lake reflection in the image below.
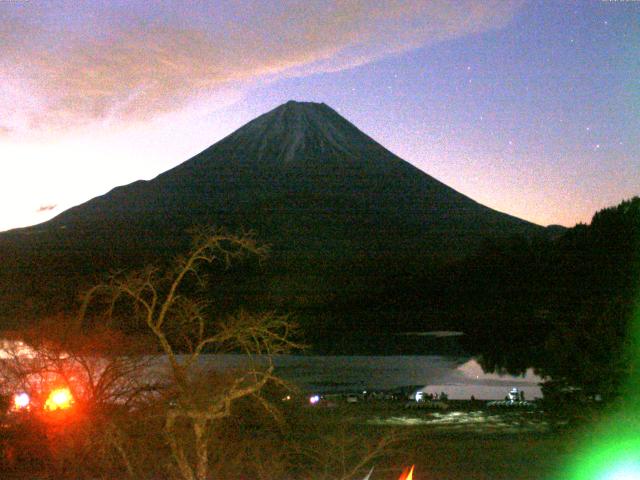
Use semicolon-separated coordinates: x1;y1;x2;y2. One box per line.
195;355;543;400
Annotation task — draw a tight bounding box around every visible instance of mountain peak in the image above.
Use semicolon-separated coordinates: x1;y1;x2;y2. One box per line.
281;99;327;108
269;100;335;124
226;100;361;163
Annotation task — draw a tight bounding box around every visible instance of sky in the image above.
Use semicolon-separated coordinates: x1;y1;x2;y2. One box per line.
0;0;638;232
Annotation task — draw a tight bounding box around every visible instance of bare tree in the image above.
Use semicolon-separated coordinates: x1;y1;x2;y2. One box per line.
1;229;407;480
79;228;303;480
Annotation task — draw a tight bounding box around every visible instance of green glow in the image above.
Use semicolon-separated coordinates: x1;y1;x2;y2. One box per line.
558;295;640;479
560;430;640;479
600;460;640;480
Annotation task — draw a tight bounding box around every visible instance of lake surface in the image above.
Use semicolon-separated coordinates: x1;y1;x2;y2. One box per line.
0;336;543;400
195;354;543;400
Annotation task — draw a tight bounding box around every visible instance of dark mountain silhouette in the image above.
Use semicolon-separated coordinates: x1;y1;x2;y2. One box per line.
0;101;549;352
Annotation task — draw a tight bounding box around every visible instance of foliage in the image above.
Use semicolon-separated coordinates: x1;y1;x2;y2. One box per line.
459;197;640;404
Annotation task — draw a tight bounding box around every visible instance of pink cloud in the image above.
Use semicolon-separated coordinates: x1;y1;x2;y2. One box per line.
37;204;57;213
0;1;523;134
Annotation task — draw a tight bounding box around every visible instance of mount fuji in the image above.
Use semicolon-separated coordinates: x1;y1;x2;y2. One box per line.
0;101;546;351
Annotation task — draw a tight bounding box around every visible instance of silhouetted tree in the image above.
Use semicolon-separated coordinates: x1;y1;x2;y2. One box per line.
465;197;640;404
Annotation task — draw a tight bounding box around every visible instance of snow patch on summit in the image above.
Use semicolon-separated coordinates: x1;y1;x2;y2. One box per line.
232;101;358;163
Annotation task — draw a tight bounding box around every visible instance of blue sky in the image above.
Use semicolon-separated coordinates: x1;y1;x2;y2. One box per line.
0;0;638;231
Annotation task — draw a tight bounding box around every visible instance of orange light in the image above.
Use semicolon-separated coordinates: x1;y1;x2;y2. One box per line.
398;465;414;480
44;387;73;411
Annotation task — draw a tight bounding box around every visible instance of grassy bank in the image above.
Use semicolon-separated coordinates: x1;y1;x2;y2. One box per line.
291;402;579;480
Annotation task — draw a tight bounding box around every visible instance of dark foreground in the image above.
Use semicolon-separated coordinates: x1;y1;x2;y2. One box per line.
288;401;578;480
2;400;585;480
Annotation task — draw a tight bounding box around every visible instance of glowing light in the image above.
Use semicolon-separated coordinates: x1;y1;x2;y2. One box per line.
398;465;414;480
600;460;640;480
560;423;640;480
559;301;640;479
13;392;30;410
44;387;73;411
309;395;320;405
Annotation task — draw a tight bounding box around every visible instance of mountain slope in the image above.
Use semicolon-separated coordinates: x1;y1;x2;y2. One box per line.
0;101;544;351
38;101;536;256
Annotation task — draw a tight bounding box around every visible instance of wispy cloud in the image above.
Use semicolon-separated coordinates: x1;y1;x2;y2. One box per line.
0;0;523;134
36;204;57;213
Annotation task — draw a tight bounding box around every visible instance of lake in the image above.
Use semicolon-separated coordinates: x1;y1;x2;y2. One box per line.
0;337;544;400
195;354;543;400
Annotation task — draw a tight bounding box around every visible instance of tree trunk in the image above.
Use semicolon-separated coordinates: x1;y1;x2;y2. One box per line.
166;411;195;480
194;419;209;480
